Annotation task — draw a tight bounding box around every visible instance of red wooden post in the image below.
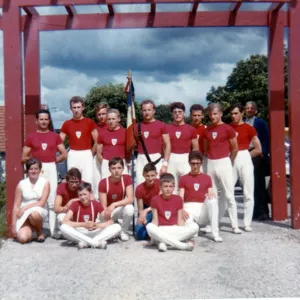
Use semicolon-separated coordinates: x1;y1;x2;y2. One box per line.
24;15;41;135
268;11;287;220
2;4;24;236
288;0;300;229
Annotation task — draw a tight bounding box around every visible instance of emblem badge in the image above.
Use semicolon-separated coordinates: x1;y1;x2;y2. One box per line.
41;143;47;151
112;194;117;200
83;215;90;222
75;131;81;139
165;211;171;220
112;139;117;146
194;183;200;191
175;131;181;139
212;132;217;139
144;131;149;138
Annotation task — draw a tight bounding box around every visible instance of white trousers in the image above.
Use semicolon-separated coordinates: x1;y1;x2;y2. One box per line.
67;149;93;186
207;157;239;228
41;162;58;236
60;223;122;247
92;156;102;199
146;222;199;250
101;159;128;180
168;153;190;194
184;198;219;236
57;213;66;225
233;150;254;227
136;153;162;186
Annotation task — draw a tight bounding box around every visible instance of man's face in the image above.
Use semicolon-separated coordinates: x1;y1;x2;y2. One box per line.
190;110;204;126
189;159;201;174
245;104;257;118
230;107;243;124
71;102;84;119
160;181;175;198
79;189;91;207
109;163;124;179
107;113;120;129
208;108;222;124
67;177;80;191
142;103;155;121
143;170;157;185
172;108;185;123
36;113;50;130
96;108;108;124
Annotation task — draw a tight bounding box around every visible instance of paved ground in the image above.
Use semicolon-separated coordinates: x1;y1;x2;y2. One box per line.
1;198;300;300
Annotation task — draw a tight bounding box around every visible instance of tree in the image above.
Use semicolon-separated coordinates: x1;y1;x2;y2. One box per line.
84;83;142;127
155;104;172;124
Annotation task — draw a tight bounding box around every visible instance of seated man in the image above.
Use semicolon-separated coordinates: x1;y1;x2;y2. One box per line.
60;182;121;249
99;157;134;241
179;151;222;242
146;173;199;252
135;163;160;240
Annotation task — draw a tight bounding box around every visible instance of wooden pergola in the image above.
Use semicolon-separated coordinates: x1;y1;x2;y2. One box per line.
0;0;299;233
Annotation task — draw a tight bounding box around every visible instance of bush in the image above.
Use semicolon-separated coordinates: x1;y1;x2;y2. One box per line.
0;182;6;237
0;182;6;210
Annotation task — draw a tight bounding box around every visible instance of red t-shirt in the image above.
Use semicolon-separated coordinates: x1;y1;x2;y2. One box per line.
97;127;126;160
151;194;183;226
24;131;62;163
96;123;107;136
230;123;257;150
98;174;132;206
204;124;236;159
56;182;79;206
135;120;168;154
60;118;97;150
193;124;206;154
135;179;160;207
179;173;212;203
69;200;104;223
168;123;197;154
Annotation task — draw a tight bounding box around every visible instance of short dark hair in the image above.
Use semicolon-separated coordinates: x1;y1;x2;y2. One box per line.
230;103;244;113
36;109;51;120
189;151;203;163
65;168;82;181
108;157;124;168
190;104;204;114
143;163;157;174
25;158;42;172
78;182;92;192
160;173;175;185
69;96;84;108
141;99;156;110
170;102;185;112
95;102;110;113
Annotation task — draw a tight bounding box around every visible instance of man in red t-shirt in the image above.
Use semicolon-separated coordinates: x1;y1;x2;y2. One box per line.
97;109;128;179
230;103;262;231
135;99;171;186
60;96;98;187
60;182;121;249
146;173;199;252
92;102;109;197
179;151;222;242
22;109;67;237
135;163;160;240
98;157;134;241
167;102;199;193
204;103;241;234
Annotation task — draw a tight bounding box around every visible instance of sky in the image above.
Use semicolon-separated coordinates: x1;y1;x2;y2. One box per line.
0;3;288;129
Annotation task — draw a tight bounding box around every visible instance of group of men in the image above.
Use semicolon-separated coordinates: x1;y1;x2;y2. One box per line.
21;95;270;251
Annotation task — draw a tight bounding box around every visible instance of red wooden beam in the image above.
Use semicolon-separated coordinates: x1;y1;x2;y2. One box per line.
107;4;114;15
268;10;287;220
2;4;24;237
228;2;242;25
22;6;39;16
269;2;284;10
65;5;77;16
288;0;300;229
229;2;242;12
188;1;199;26
24;15;41;135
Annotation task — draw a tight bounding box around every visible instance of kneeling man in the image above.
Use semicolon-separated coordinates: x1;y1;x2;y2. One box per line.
146;173;199;252
179;151;222;242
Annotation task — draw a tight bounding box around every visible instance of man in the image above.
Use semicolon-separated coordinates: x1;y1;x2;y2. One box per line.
245;101;270;220
168;102;198;193
146;173;199;252
179;151;222;242
60;96;98;187
203;103;241;234
22;109;67;237
230;104;262;231
190;104;206;155
135;99;171;186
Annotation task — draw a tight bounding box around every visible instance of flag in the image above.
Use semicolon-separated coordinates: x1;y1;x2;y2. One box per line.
125;75;136;160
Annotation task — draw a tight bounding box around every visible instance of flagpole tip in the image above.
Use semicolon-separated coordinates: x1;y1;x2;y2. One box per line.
128;69;132;79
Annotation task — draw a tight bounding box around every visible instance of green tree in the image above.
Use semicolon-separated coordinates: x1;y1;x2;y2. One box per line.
84;83;142;127
155;104;172;124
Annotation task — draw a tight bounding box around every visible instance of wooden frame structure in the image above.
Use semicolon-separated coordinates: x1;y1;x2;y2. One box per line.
0;0;299;234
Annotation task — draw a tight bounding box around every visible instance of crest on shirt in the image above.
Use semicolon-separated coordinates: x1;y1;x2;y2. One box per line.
236;132;239;137
165;210;171;220
144;131;149;139
41;143;47;151
111;139;117;146
197;135;200;140
194;183;200;191
75;131;81;139
112;194;117;200
83;215;90;222
175;131;181;139
212;132;217;139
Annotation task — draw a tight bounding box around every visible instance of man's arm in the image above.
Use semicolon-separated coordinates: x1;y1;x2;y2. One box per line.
178;188;189;221
91;129;98;155
96;143;104;164
21;146;31;163
62;210;88;228
229;137;238;163
191;138;199;151
162;133;171;162
203;139;209;156
99;192;108;209
56;143;68;163
110;185;134;208
250;136;262;158
177;209;185;226
54;195;66;214
151;208;159;226
60;132;67;143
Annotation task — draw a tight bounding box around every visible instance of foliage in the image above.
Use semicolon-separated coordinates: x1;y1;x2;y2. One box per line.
155;104;172;124
84;83;142;128
0;182;6;237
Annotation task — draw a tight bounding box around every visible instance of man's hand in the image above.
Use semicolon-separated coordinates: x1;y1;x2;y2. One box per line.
86;221;97;231
62;206;68;213
160;165;168;175
98;154;103;164
206;191;216;200
137;210;147;225
104;204;115;221
182;209;189;221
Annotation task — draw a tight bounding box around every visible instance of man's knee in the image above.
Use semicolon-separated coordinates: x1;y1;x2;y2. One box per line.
124;204;134;216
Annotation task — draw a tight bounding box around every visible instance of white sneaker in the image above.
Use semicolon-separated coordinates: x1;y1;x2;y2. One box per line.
200;225;212;233
244;226;252;232
232;227;242;234
213;235;223;243
158;242;167;252
78;241;88;249
120;231;129;242
96;241;107;250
